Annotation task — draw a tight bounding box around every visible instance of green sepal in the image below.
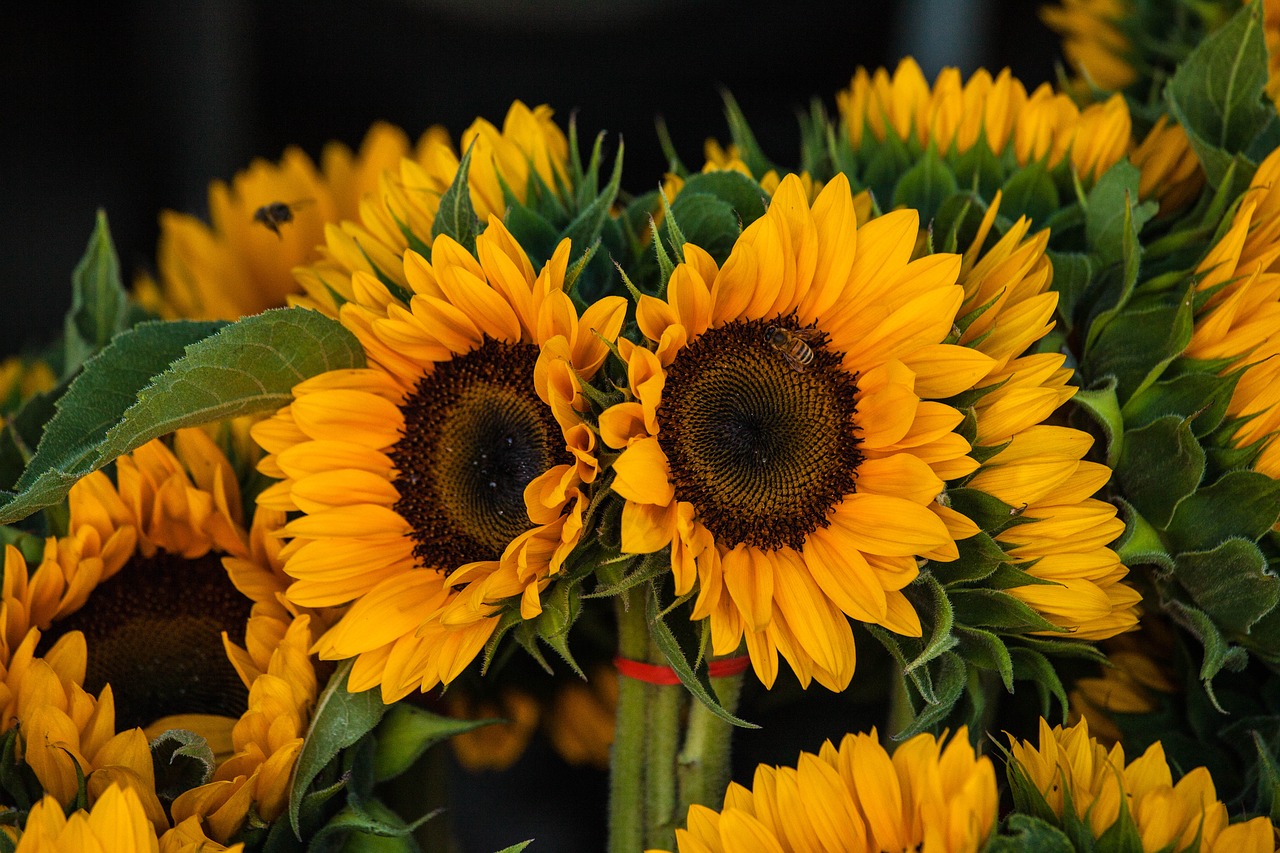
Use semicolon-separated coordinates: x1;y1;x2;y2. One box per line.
1010;646;1070;721
0;307;363;526
0;525;45;565
954;626;1015;691
1174;537;1280;637
584;551;669;599
1072;377;1123;468
1113;499;1175;571
1084;160;1156;271
720;89;775;178
63;210;130;378
432;138;480;253
1092;800;1145;853
1047;250;1095;332
492;843;535;853
503;197;562;266
986;814;1075;853
0;828;14;853
1114;414;1206;530
998;160;1059;225
1121;364;1240;439
1002;747;1063;828
372;703;494;784
559;140;624;266
645;581;757;729
676;171;768;228
898;650;967;738
308;798;435;852
892;146;959;224
950;589;1063;633
861;131;916;206
1249;730;1280;820
903;572;958;672
288;658;388;837
932;530;1008;586
1166;598;1250;694
534;579;586;678
1166;470;1280;553
149;728;215;809
1087;287;1194;405
1166;0;1273;188
668;192;740;264
0;728;43;811
952;140;1005;200
944;487;1032;535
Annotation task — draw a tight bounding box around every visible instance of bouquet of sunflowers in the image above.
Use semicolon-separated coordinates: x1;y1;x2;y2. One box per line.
4;0;1280;850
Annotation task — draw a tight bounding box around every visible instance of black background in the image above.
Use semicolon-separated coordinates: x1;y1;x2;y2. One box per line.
2;0;1059;358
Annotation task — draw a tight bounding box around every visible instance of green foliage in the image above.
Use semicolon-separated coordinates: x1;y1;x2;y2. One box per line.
150;728;216;810
432;139;481;253
63;211;131;377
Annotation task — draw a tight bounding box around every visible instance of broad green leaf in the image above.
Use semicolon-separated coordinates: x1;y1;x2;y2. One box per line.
432;138;480;253
1122;365;1239;438
288;659;388;836
943;488;1027;534
1166;0;1274;186
1045;250;1094;332
949;589;1061;633
1175;538;1280;636
677;170;768;226
1113;499;1175;571
645;583;757;729
64;210;129;376
933;531;1008;586
1087;290;1195;403
1084;161;1155;270
892;147;960;224
1166;470;1280;553
372;704;494;783
1115;414;1206;530
998;161;1058;225
669;192;740;263
985;814;1074;853
0;308;363;525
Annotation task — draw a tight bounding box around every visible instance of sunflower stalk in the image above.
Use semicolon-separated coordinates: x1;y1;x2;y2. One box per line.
609;586;654;853
677;669;743;820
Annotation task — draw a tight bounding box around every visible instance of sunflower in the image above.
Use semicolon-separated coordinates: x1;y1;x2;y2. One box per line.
1040;0;1139;91
601;173;984;690
14;783;243;853
0;622;167;829
137;121;420;321
1068;616;1178;745
291;101;571;317
659;727;997;853
1131;116;1204;216
253;217;626;702
1007;717;1277;852
1185;144;1280;479
446;688;542;771
1;428;318;842
837;57;1130;183
952;196;1141;640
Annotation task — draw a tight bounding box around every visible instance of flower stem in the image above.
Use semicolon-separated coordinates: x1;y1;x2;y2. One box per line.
677;670;743;820
645;670;683;849
610;587;653;853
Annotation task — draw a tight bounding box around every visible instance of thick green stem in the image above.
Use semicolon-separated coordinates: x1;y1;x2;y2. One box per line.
887;668;915;740
610;588;651;853
677;670;744;820
644;667;683;850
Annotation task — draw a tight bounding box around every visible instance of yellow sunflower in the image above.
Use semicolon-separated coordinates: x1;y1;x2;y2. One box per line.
137;121;419;321
0;622;166;830
1068;616;1178;745
953;196;1141;640
601;172;986;691
1;429;318;842
1186;145;1280;479
253;217;626;702
1131;116;1204;216
1008;717;1277;852
15;783;243;853
291;100;571;316
838;57;1130;183
658;727;997;853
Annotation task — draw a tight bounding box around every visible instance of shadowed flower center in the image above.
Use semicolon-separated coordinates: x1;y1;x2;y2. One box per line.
392;339;564;570
44;552;252;731
657;316;862;550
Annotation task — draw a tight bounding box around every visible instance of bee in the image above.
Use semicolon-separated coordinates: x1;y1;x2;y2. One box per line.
766;326;825;373
252;199;312;239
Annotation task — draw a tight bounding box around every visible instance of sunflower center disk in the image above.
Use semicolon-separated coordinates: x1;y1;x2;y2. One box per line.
44;552;252;731
392;340;564;570
657;318;862;551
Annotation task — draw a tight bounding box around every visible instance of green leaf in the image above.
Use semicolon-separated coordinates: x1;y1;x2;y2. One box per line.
1072;377;1123;468
310;799;433;850
1010;646;1069;721
1166;0;1274;186
986;814;1075;853
676;171;768;227
149;728;215;808
289;658;388;837
1166;598;1250;689
933;531;1008;586
1121;365;1240;438
0;308;363;526
372;703;493;784
668;192;740;263
954;626;1015;690
998;161;1058;225
64;210;130;376
1046;250;1094;332
1167;470;1280;553
1115;414;1206;529
892;147;960;224
432;138;480;253
492;843;534;853
645;583;757;729
898;650;967;737
1085;161;1156;269
944;488;1027;534
950;589;1061;633
1174;537;1280;636
559;141;624;262
904;572;958;672
720;89;775;178
534;579;585;677
1087;290;1195;404
1113;499;1175;571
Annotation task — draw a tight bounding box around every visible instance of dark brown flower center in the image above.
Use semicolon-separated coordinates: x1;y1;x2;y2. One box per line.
43;551;252;731
656;316;862;551
391;339;565;571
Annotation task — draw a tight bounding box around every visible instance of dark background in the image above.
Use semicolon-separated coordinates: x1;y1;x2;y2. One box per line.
1;0;1061;359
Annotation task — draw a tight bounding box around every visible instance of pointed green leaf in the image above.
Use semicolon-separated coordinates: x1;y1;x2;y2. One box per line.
1085;161;1156;269
1174;537;1280;636
904;572;957;672
64;210;130;376
1166;598;1250;688
1122;365;1239;438
720;89;774;178
289;658;388;836
892;147;960;223
950;589;1061;633
372;703;494;783
1115;414;1206;530
676;171;768;226
432;138;480;253
559;141;624;261
897;650;966;738
1072;377;1123;468
0;308;363;525
954;626;1014;691
1046;251;1094;332
645;583;757;729
1167;470;1280;553
998;161;1058;225
1087;290;1194;403
1010;647;1069;721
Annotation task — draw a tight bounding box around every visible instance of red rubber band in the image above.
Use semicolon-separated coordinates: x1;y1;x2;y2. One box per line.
613;655;750;685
